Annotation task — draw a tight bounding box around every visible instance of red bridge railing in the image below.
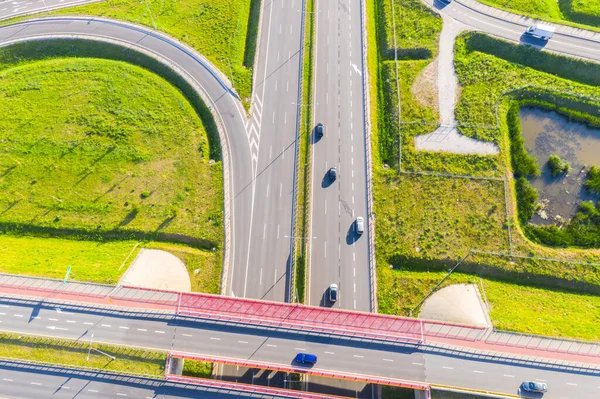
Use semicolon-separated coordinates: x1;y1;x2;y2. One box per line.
169;352;430;391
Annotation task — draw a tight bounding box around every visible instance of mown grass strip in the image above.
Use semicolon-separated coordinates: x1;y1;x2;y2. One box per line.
292;0;315;304
0;332;166;376
46;0;259;107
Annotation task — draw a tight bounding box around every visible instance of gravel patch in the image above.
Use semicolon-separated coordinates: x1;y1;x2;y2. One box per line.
119;248;191;292
415;15;499;155
419;283;491;327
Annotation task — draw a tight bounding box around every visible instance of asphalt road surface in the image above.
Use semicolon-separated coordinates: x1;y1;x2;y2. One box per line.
0;298;598;398
309;0;371;313
427;0;600;62
0;0;94;20
228;0;304;303
0;359;309;399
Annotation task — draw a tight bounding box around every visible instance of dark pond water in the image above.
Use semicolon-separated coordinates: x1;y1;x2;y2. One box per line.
520;107;600;225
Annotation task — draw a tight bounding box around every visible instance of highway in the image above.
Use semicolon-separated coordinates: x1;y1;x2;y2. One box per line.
228;0;304;303
0;298;598;398
309;0;371;313
426;0;600;62
0;359;313;399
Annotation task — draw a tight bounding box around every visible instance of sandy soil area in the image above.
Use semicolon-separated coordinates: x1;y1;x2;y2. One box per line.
119;248;191;292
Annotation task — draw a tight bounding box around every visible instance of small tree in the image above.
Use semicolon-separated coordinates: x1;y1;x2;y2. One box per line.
547;155;570;177
585;165;600;195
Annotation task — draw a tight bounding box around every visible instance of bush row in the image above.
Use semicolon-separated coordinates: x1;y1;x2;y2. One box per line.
463;32;600;87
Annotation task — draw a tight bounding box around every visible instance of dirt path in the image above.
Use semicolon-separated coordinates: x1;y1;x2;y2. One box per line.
414;15;499;155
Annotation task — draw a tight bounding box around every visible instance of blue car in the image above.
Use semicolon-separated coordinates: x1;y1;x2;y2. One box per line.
295;353;317;365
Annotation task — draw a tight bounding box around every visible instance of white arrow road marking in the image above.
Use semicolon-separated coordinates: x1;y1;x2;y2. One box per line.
351;62;362;76
46;326;68;331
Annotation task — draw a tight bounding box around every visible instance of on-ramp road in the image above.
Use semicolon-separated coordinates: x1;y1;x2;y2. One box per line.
426;0;600;62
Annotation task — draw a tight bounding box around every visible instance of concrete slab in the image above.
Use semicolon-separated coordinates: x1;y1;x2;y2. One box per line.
119;249;191;292
419;284;490;327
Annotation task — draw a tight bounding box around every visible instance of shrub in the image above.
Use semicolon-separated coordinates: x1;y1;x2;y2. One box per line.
515;177;539;223
140;190;151;199
547;155;570;177
507;104;540;177
585;166;600;195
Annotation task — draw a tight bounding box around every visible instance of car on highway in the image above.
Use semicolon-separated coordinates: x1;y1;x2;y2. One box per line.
315;122;324;139
329;283;338;303
328;167;337;181
525;24;554;40
355;216;364;235
295;353;317;365
521;381;547;393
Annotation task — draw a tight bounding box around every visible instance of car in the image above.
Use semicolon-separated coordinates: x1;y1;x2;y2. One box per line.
328;167;337;181
521;381;547;393
355;216;364;234
438;0;452;3
329;283;338;303
295;353;317;365
315;122;324;139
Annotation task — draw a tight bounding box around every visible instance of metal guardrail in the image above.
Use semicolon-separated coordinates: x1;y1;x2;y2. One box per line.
486;330;600;357
165;374;348;399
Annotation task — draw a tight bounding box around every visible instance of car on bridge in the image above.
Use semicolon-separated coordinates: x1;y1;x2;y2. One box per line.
329;283;338;303
295;353;317;365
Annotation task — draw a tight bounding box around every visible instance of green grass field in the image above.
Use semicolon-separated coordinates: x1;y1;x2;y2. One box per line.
0;235;137;283
483;279;600;341
0;58;223;247
50;0;256;105
0;333;166;375
375;172;509;265
368;0;600;341
477;0;600;30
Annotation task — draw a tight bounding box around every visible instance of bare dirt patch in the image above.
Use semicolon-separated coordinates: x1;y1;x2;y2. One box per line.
419;283;490;326
119;248;191;292
411;57;439;113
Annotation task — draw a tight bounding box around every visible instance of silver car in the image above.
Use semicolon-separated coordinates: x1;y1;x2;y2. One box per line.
521;381;547;393
355;216;364;235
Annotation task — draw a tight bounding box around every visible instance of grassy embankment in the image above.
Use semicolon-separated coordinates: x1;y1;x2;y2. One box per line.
368;0;600;341
0;55;222;291
476;0;600;32
0;332;166;375
49;0;261;109
293;0;315;304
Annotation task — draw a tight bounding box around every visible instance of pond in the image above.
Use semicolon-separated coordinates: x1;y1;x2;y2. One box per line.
520;107;600;225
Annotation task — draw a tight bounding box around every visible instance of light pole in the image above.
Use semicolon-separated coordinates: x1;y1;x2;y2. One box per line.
221;57;235;89
87;334;116;361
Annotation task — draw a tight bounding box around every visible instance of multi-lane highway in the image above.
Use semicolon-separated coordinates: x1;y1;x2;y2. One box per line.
309;0;371;313
0;359;315;399
228;0;305;303
0;298;598;398
426;0;600;61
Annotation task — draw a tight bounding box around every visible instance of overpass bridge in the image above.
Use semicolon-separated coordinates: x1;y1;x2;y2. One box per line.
0;275;599;398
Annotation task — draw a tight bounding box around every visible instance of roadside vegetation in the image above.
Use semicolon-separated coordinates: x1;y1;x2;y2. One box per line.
0;57;223;247
293;0;315;304
0;47;223;292
0;236;139;283
367;0;600;341
0;332;166;376
49;0;260;107
476;0;600;32
182;360;212;378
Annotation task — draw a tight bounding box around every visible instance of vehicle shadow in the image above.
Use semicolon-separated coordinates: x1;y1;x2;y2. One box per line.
319;289;334;308
519;34;549;49
321;171;335;188
346;222;359;245
311;126;322;144
433;0;451;10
